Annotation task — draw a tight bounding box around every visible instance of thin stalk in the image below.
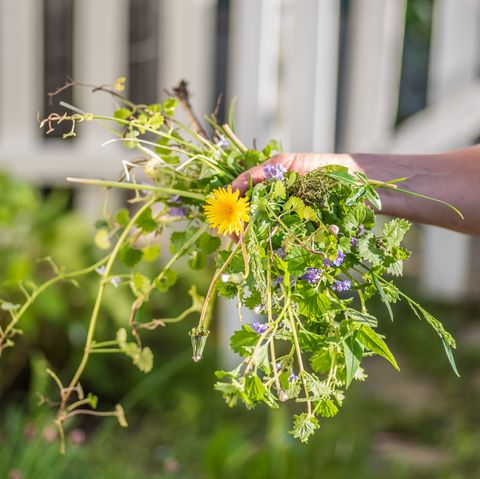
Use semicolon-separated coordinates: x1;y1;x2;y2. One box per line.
61;198;157;407
66;177;205;201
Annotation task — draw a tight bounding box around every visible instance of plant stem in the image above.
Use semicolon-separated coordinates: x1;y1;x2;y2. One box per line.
66;177;206;201
61;198;157;408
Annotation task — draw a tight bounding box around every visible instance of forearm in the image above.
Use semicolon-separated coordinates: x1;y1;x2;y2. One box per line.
350;145;480;235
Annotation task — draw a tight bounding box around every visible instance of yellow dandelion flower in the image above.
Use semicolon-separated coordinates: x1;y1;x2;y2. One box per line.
204;185;250;236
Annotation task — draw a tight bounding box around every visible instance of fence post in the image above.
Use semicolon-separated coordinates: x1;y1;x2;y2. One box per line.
340;0;406;152
0;0;43;150
420;0;480;300
282;0;340;152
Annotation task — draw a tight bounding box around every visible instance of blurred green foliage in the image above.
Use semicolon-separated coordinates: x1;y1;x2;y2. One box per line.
1;173;480;478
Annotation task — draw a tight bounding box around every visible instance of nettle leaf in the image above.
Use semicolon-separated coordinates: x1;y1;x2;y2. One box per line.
357;325;400;371
310;349;331;374
382;218;411;247
119;245;143;267
155;268;177;293
245;375;266;403
290;413;319;443
343;203;375;231
345;309;378;327
342;334;363;388
230;326;259;356
358;234;383;266
317;399;339;418
135;207;157;233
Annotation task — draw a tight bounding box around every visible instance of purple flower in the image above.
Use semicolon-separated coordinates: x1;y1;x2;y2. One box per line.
299;267;322;285
264;163;287;181
216;135;229;149
331;279;352;292
274;247;286;259
332;250;346;267
290;276;297;287
350;237;358;247
95;265;106;276
288;373;298;382
168;194;181;204
273;275;284;287
357;224;365;237
251;322;269;334
110;276;121;288
169;206;187;217
323;257;332;267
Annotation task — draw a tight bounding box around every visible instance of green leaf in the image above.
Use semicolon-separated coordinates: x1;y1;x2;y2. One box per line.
135;207;157;233
115;208;130;228
94;229;111;250
230;326;259;356
371;272;393;321
358;234;383;266
198;233;221;254
113;108;132;121
327;169;357;185
442;340;460;377
364;187;382;210
154;268;177;293
134;346;153;373
343;203;375;231
170;226;199;256
310;350;331;374
345;187;366;206
142;244;160;262
188;251;206;270
130;273;151;299
342;335;363;388
357;325;400;371
382;218;411;247
162;98;177;117
245;375;266;402
317;399;339;418
290;413;319;443
118;245;143;267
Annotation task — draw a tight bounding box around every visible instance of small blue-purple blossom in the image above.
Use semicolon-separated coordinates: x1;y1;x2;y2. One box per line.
251;322;269;334
110;277;121;288
216;134;229;149
331;279;352;292
95;265;106;276
357;224;365;236
264;163;287;181
288;373;298;382
350;237;358;247
332;250;346;267
169;206;187;217
290;276;297;287
299;267;322;285
168;194;181;204
274;247;286;259
323;257;332;267
273;275;284;287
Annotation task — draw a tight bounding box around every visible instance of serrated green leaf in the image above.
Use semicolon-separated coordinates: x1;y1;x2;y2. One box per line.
135;207;157;233
162;98;177;117
230;326;259;356
382;218;411;247
198;233;221;254
115;208;130;228
290;413;319;443
118;245;143;267
357;325;399;371
188;251;206;270
142;244;160;262
358;234;383;266
154;268;177;293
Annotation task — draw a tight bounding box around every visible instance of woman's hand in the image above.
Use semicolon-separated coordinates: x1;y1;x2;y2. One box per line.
231;153;361;194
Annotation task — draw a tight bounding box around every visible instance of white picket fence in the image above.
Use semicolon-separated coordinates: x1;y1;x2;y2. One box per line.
0;0;479;305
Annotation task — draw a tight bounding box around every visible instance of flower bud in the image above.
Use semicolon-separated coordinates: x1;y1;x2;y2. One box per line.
329;224;339;235
189;327;210;362
278;390;289;402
